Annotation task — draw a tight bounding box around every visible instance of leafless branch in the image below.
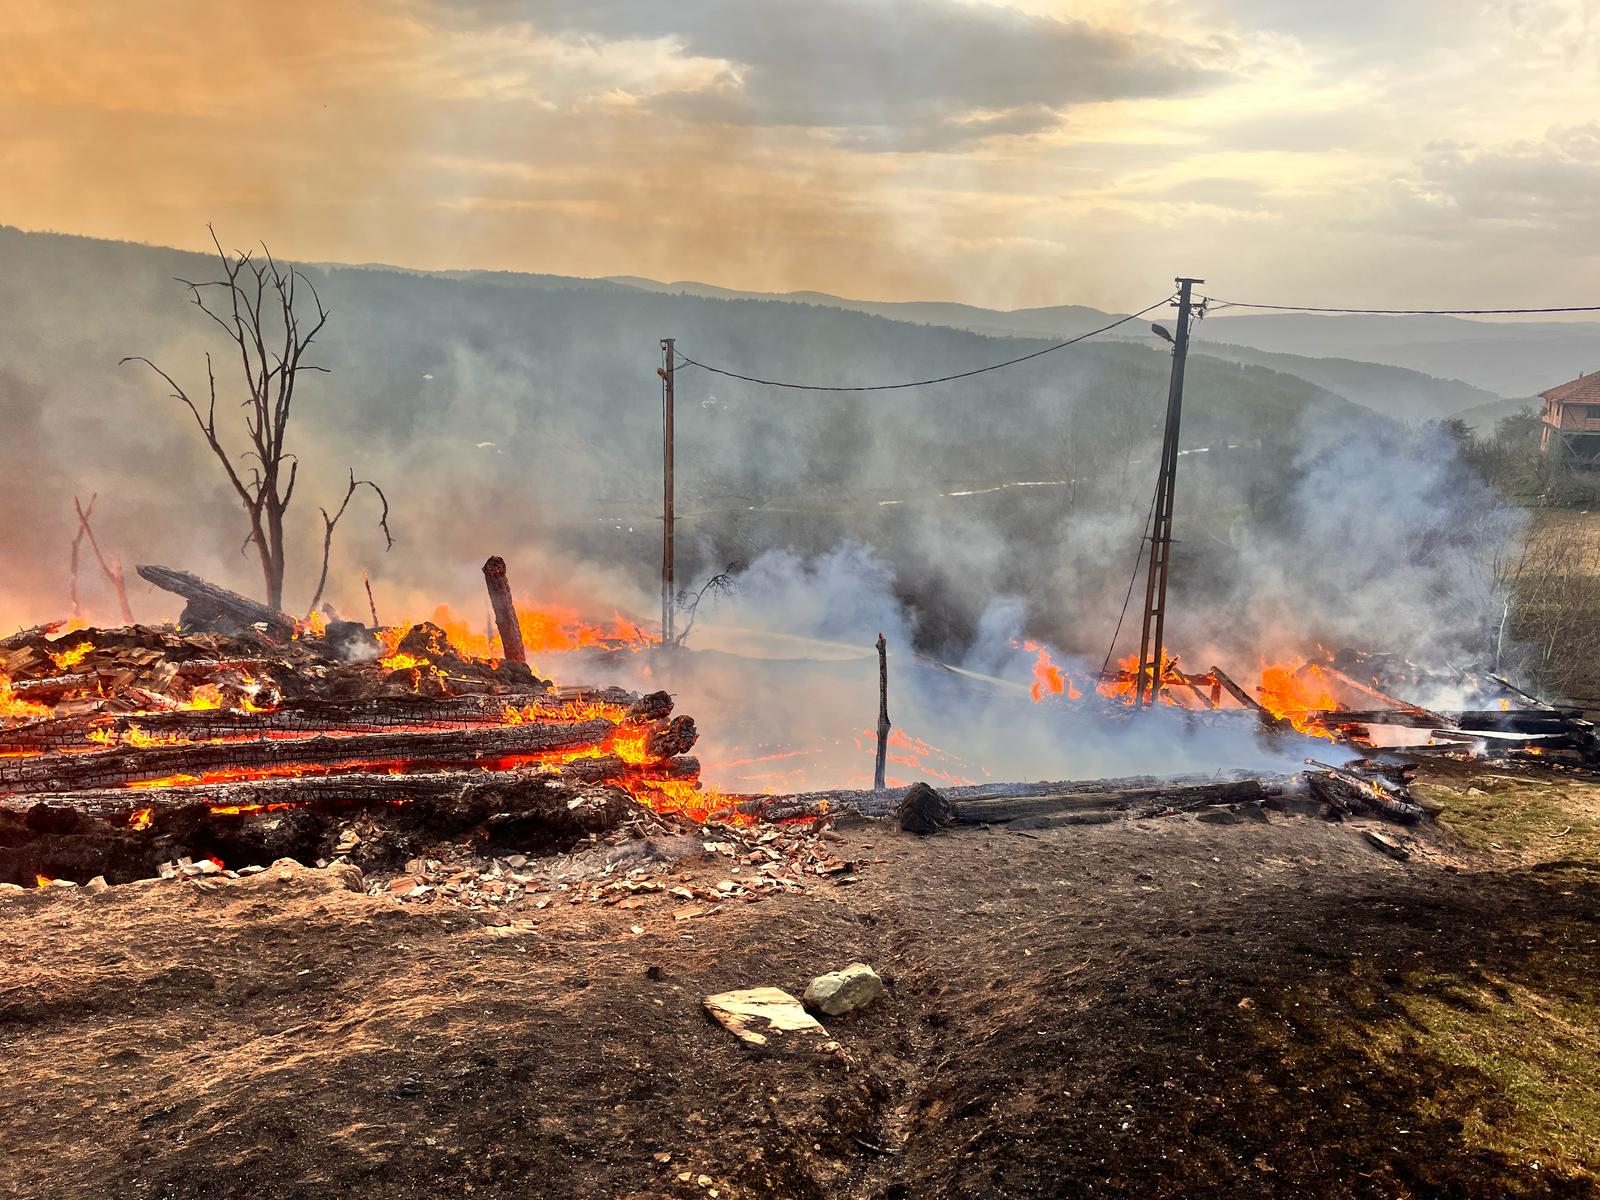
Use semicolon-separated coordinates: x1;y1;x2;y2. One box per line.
307;470;394;616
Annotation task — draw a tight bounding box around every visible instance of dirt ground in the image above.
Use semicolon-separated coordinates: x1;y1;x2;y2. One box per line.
3;761;1599;1200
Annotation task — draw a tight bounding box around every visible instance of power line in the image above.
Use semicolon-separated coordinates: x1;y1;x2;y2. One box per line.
1099;477;1161;684
1203;298;1600;317
671;297;1174;392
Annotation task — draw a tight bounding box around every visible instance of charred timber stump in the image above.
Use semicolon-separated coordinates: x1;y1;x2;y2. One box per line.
897;782;953;834
136;565;297;639
482;557;527;664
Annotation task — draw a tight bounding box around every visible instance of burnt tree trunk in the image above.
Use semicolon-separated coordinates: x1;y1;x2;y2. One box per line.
136;565;296;639
482;557;527;664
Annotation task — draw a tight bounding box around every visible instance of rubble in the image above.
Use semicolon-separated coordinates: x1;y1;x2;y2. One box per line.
0;612;725;889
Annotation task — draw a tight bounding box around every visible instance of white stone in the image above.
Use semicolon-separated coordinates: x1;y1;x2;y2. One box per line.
803;962;883;1016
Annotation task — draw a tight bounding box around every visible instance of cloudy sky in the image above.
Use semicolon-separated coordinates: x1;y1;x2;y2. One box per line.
4;0;1599;310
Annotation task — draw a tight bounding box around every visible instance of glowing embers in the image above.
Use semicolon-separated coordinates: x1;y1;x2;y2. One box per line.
503;698;628;725
88;724;192;749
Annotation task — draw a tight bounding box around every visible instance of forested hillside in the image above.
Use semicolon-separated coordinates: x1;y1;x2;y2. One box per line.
0;227;1375;653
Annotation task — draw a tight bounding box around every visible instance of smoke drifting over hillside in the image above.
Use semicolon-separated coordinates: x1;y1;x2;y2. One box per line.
0;228;1524;787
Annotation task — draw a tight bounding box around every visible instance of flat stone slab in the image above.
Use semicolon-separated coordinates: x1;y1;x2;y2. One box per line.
704;987;828;1046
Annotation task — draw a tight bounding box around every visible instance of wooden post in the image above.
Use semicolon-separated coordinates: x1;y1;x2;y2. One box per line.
874;632;890;790
1134;276;1203;708
482;556;527;664
659;339;676;644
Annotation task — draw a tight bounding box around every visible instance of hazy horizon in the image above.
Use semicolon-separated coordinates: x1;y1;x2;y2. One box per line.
7;2;1600;314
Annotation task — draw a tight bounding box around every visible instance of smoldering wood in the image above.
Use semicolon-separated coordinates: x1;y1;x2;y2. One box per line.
7;756;704;822
1315;708;1585;734
1317;665;1440;718
136;565;297;639
1;621;67;650
10;673;96;703
1427;729;1588;751
482;556;527;664
741;771;1288;823
642;715;697;761
0;693;563;753
1206;665;1282;724
0;718;617;795
1304;758;1424;823
623;690;674;723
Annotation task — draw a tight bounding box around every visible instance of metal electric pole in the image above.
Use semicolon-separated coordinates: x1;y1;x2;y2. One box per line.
659;338;676;644
1133;277;1203;708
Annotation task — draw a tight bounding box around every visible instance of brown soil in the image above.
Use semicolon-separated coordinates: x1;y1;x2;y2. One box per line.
3;762;1598;1200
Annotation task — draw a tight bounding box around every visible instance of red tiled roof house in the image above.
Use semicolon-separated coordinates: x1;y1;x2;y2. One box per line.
1539;372;1600;465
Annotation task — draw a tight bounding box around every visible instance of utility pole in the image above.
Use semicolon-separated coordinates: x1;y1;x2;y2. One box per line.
658;338;676;645
1133;277;1203;708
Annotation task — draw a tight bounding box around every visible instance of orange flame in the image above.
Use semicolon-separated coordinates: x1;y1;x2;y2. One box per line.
384;604;653;666
0;673;51;722
129;807;154;830
1014;640;1082;702
48;642;93;671
183;685;225;711
1256;660;1341;738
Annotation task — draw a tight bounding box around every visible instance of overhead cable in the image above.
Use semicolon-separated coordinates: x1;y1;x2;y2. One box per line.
670;297;1175;392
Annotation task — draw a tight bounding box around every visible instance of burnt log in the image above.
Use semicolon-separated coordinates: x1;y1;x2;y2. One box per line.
1208;666;1284;727
12;753;700;823
1316;708;1584;735
1305;759;1423;823
9;673;95;703
482;557;527;664
897;782;953;834
0;693;558;753
1;621;68;651
0;718;616;796
137;565;296;639
624;690;674;723
642;715;698;761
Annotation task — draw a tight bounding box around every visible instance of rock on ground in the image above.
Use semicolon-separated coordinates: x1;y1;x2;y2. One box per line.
804;962;883;1016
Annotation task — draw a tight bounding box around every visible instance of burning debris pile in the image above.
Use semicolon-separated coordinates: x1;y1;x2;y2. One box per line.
1023;643;1598;765
0;572;725;889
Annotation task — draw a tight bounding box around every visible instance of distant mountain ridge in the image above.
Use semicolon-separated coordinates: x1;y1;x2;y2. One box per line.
598;274;1524;421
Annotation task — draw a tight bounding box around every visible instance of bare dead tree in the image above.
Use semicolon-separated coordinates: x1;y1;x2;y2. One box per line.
309;471;392;616
671;563;741;647
121;226;390;611
69;494;134;624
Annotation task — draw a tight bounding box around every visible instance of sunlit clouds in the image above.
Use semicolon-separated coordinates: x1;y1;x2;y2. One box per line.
3;0;1598;308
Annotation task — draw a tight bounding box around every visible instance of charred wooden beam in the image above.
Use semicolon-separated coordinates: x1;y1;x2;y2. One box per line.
10;755;705;822
1208;665;1284;726
1305;758;1423;823
0;718;616;795
9;673;96;702
136;565;297;639
1314;708;1585;734
1;621;67;651
482;557;527;664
